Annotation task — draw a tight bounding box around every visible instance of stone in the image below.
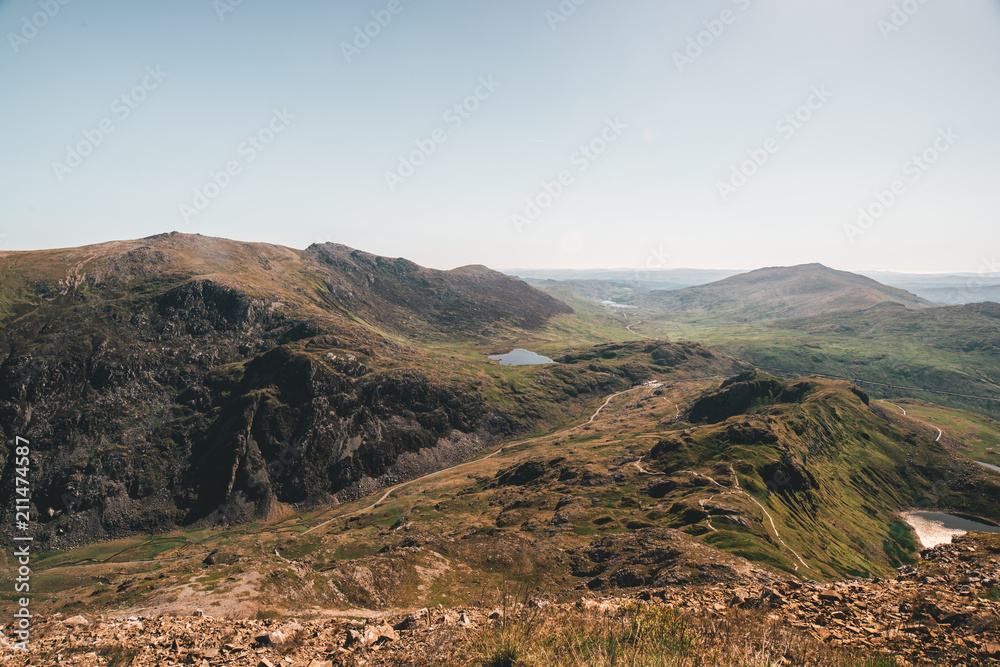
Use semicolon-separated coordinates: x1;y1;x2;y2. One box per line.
363;623;397;645
345;628;365;647
254;629;287;646
393;608;429;631
819;590;843;603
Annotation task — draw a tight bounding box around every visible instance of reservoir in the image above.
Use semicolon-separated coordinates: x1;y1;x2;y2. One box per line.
488;349;556;366
901;510;1000;548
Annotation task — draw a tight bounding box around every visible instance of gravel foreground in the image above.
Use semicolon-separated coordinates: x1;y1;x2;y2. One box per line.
4;534;1000;667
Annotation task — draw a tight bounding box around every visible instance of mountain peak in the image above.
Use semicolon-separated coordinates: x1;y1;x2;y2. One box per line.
643;264;931;322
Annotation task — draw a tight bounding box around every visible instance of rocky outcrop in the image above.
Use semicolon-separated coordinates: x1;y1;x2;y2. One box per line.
687;371;819;424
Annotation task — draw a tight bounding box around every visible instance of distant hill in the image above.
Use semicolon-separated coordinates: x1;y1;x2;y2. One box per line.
912;284;1000;305
638;263;932;322
506;267;741;288
859;271;1000;305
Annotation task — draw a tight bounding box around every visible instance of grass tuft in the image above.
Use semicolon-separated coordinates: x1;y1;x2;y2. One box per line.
99;643;141;667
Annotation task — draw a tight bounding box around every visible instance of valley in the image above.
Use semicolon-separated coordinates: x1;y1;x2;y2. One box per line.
539;266;1000;419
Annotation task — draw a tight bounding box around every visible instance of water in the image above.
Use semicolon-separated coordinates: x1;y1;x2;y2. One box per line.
488;349;556;366
901;511;1000;548
976;460;1000;474
601;300;637;309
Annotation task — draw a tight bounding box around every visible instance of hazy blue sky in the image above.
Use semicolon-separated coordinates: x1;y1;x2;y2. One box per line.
2;0;998;272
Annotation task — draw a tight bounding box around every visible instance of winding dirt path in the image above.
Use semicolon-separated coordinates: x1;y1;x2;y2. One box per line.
729;468;811;572
879;399;948;443
44;551;211;572
588;390;629;423
878;400;907;416
303;447;508;535
632;456;665;476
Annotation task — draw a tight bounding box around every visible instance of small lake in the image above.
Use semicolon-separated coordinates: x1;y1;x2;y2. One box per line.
601;300;638;309
488;349;556;366
976;461;1000;474
901;511;1000;548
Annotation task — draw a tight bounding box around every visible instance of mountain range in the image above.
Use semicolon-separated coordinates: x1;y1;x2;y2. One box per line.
0;233;735;548
3;234;1000;667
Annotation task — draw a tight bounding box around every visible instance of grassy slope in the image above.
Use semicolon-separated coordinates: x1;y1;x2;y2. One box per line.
890;399;1000;467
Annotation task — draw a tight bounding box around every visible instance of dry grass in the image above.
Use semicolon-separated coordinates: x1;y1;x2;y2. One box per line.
98;643;142;667
453;600;905;667
274;629;309;656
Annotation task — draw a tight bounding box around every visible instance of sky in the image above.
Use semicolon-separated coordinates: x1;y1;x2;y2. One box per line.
1;0;999;273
